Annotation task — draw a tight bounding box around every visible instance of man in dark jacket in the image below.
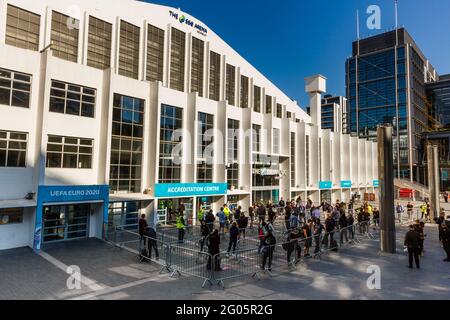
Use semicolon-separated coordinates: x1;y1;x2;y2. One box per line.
207;230;222;271
205;210;215;233
441;221;450;262
257;204;266;223
339;213;349;244
228;222;240;253
138;214;148;246
404;225;421;269
261;230;276;271
284;204;292;231
145;225;159;260
323;213;336;249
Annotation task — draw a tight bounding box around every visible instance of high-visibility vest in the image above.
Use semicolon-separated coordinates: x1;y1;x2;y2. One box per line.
176;216;185;229
420;205;427;213
223;207;230;218
198;209;204;221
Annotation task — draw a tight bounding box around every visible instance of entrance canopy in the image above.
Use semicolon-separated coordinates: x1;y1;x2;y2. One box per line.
0;199;36;209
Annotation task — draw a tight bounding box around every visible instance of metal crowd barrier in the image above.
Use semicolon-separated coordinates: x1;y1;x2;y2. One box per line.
108;219;380;288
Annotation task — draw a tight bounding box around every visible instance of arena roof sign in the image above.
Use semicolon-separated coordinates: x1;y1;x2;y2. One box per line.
169;10;208;36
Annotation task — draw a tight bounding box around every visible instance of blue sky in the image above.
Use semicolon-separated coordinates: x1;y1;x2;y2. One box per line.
143;0;450;109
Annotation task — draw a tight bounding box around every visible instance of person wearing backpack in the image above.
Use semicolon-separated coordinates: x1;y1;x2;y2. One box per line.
261;230;276;271
237;212;248;239
285;228;300;265
313;218;324;254
258;222;266;253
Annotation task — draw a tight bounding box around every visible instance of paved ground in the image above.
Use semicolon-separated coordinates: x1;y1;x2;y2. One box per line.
1;221;449;300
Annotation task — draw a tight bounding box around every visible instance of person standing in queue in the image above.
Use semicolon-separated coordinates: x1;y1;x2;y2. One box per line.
138;214;148;247
261;230;276;271
223;204;231;231
176;211;186;243
207;229;222;272
441;219;450;262
404;224;421;269
227;222;240;254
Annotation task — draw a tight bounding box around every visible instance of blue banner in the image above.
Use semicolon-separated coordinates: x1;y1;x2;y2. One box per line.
373;180;379;187
33;185;109;251
155;183;227;198
319;181;332;189
341;180;352;188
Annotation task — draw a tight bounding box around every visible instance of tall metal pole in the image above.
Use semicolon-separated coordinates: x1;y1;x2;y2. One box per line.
427;144;440;222
378;125;396;253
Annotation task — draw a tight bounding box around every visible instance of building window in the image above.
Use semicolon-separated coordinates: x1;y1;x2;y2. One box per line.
46;135;93;169
276;103;283;118
87;16;112;70
5;4;40;51
306;135;310;186
197;112;214;183
290;132;295;187
110;94;144;193
265;95;272;114
147;24;164;83
159;104;183;183
49;80;96;118
273;128;280;154
227;119;239;190
0;208;23;225
170;28;185;92
287;111;292;119
0;130;27;167
0;68;31;108
51;11;79;62
119;20;140;79
254;86;261;112
252;124;261;153
209;51;221;101
240;75;249;108
226;64;235;106
191;37;204;97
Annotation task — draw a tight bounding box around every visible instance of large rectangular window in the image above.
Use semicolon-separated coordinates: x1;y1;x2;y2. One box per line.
147;24;164;83
226;64;235;106
110;94;145;193
170;28;186;92
6;4;40;51
87;16;112;70
209;51;221;101
46;135;93;169
265;95;272;114
0;208;23;225
252;124;261;153
273;128;280;154
276;103;283;118
290;132;296;187
227;119;239;190
240;75;249;108
197;112;214;183
119;20;140;79
51;11;79;62
159;104;183;183
49;80;96;118
254;85;261;112
190;37;204;97
0;130;27;167
0;68;31;108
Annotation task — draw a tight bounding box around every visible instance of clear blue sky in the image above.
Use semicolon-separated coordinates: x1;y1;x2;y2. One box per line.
143;0;450;109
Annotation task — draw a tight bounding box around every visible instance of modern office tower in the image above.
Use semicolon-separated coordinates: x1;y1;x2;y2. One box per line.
346;28;439;181
321;95;348;133
426;74;450;129
0;0;377;250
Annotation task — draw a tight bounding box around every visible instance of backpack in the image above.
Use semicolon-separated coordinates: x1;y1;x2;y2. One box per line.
258;227;264;240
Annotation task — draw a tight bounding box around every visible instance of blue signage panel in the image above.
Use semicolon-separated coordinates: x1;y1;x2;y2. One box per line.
373;180;379;187
319;181;333;189
341;180;352;188
33;185;109;251
155;183;227;198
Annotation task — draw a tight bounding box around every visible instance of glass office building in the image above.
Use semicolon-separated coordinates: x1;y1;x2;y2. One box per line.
346;28;439;181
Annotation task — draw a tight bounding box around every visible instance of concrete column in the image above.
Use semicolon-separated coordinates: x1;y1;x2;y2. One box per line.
427;144;440;222
378;125;396;254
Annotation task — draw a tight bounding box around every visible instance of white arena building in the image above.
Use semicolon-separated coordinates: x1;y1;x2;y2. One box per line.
0;0;378;250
